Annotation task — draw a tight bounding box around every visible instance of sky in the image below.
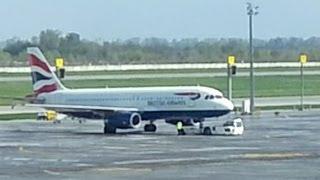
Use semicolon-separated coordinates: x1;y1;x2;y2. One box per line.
0;0;319;41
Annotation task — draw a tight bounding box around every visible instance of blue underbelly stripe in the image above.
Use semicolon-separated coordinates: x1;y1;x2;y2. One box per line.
63;110;231;120
141;110;230;120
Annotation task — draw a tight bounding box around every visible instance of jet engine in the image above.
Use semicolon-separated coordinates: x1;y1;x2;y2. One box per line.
107;112;142;129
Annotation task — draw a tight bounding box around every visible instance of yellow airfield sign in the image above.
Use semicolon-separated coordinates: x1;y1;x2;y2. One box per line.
299;54;308;64
227;55;236;65
55;58;64;69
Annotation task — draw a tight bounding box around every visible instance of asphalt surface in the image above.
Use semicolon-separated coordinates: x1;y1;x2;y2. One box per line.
0;110;319;180
1;70;319;82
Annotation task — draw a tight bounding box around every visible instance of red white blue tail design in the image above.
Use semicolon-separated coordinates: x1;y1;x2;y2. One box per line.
27;47;66;96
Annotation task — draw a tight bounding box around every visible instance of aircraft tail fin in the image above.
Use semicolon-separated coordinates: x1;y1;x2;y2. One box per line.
27;47;66;96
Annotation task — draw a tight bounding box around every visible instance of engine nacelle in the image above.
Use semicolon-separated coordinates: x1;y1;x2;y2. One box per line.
107;112;142;129
165;118;203;126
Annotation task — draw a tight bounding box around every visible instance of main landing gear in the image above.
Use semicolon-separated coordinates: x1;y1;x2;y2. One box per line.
144;122;157;132
104;122;116;134
202;126;212;135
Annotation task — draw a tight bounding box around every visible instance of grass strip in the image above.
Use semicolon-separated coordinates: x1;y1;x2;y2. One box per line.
1;75;320;105
0;113;36;121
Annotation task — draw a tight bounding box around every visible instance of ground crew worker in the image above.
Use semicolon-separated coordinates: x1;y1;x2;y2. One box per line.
176;121;185;135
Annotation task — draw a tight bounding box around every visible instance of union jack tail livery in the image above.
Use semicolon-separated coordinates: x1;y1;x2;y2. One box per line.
27;47;66;96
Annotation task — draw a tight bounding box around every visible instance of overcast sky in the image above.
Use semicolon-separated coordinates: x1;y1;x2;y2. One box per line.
0;0;319;41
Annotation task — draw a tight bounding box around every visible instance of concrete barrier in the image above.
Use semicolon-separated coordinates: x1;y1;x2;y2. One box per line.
1;62;320;73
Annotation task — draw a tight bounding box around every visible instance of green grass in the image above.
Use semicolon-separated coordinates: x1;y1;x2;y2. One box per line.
0;113;36;121
0;74;319;105
0;81;33;105
64;67;319;76
65;75;320;97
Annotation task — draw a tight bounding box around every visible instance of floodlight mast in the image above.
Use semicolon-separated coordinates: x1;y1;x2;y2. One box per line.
247;2;258;114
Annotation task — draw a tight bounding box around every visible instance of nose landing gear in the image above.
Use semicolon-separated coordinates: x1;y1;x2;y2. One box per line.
104;122;117;134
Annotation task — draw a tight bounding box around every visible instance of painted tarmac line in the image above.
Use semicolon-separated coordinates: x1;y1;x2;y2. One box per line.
113;157;211;165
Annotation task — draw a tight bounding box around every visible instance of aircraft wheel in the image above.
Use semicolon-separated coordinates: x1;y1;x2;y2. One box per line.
144;124;157;132
104;123;116;134
203;127;212;135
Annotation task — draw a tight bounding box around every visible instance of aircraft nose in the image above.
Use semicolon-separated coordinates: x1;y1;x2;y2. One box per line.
223;98;235;111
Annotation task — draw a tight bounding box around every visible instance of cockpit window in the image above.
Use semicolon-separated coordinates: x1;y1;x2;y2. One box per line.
205;94;223;100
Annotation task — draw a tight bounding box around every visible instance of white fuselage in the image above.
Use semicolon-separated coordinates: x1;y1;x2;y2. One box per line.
40;86;234;120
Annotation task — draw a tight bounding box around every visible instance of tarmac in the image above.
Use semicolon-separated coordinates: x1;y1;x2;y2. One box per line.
0;110;319;180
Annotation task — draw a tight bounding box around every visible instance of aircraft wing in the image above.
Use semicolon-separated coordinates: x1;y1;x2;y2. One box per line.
26;104;138;113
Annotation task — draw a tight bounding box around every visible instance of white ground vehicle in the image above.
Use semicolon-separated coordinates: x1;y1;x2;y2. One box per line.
212;118;244;135
183;118;244;136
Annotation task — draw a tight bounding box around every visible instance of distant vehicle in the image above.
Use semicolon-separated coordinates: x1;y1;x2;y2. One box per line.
212;118;244;135
26;47;234;135
37;111;57;121
37;111;66;123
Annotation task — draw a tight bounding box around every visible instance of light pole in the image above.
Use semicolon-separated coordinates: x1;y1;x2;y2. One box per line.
227;55;236;101
247;3;258;114
299;53;308;111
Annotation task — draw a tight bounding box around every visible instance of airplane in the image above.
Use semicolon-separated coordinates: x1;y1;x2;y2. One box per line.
26;47;234;135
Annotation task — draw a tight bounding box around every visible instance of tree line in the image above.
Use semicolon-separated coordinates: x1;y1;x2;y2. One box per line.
0;29;319;66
